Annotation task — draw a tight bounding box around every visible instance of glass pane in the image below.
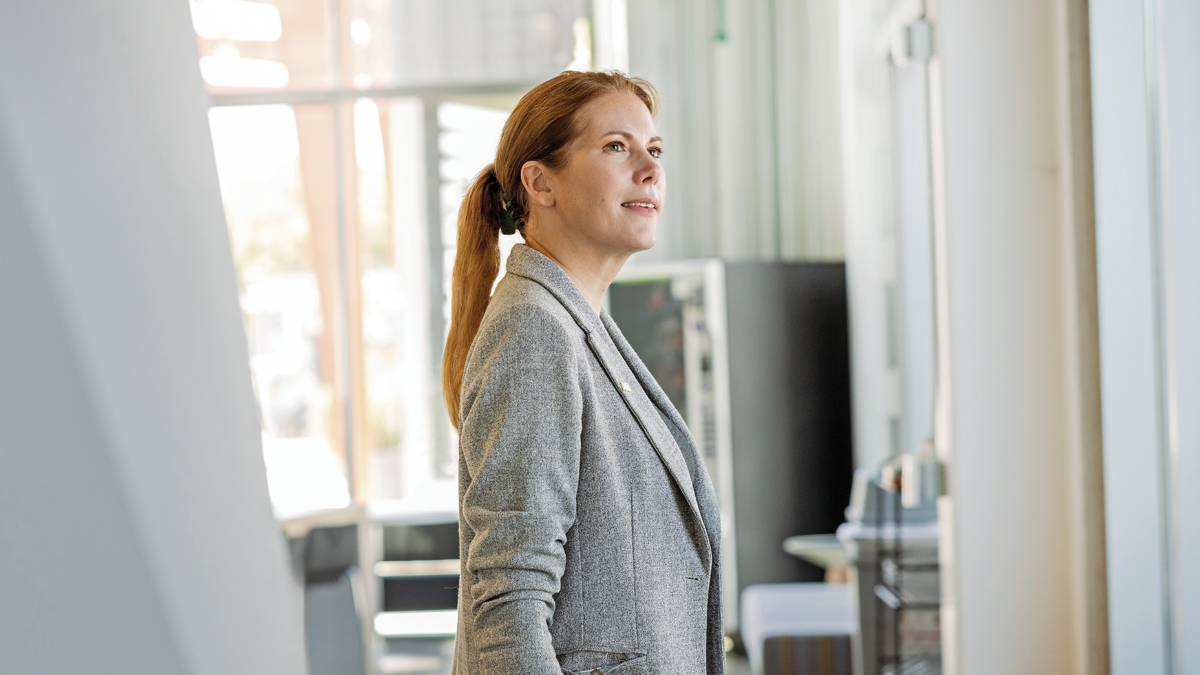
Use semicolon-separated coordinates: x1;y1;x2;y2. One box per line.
353;96;413;503
192;0;335;93
208;103;350;518
353;98;513;511
438;101;513;301
353;96;444;508
343;0;589;89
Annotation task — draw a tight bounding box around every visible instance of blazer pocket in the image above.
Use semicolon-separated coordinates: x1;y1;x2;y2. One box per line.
559;651;648;675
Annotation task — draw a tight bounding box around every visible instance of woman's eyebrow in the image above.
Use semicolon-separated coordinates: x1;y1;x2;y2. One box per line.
601;130;663;145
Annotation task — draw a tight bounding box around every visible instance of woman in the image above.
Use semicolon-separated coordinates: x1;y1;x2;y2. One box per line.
444;71;725;675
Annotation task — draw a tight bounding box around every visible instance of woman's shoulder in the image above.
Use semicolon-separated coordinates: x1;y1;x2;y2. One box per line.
468;274;586;366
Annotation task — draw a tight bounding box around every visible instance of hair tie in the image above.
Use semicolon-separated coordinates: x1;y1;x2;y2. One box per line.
495;188;520;235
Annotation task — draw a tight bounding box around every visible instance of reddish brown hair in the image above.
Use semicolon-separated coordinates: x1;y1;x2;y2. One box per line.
442;70;659;429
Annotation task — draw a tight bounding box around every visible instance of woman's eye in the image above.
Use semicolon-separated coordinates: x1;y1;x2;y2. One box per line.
649;147;664;158
607;141;625;152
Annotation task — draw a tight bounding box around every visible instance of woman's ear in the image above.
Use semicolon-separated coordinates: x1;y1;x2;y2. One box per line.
521;161;555;208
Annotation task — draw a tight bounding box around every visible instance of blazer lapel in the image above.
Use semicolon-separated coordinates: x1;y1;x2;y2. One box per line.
504;246;709;551
584;331;704;520
597;312;715;544
600;311;698;454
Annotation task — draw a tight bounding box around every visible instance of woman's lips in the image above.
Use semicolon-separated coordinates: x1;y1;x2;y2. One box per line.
621;201;658;216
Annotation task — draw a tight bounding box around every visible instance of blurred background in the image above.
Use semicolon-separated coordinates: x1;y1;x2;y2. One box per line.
1;1;1197;675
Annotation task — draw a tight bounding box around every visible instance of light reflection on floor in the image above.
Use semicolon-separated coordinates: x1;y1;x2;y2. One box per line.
727;652;752;675
377;639;750;675
379;637;454;675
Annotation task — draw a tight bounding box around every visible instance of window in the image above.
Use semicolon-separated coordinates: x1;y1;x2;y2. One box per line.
195;0;589;518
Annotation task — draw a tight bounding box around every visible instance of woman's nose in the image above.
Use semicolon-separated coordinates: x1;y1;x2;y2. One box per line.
636;152;663;184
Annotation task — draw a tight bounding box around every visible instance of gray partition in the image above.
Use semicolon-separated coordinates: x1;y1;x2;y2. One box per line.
724;263;854;592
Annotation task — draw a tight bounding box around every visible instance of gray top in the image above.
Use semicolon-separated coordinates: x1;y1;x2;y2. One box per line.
453;245;725;675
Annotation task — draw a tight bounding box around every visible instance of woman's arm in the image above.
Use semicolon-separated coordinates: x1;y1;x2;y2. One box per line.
458;302;584;674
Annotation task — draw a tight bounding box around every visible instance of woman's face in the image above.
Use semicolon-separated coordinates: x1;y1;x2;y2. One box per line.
536;92;665;256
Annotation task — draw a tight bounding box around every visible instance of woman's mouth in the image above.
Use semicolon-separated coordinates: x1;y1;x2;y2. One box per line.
621;201;658;215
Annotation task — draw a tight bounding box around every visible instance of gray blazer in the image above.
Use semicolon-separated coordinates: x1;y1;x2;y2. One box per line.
454;245;725;675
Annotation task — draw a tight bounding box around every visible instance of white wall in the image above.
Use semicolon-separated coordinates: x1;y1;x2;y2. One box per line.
1090;0;1200;671
1164;1;1200;668
626;0;845;263
1089;0;1170;669
837;0;902;474
0;2;305;673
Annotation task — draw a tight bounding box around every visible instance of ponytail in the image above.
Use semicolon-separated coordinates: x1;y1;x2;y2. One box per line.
441;71;659;430
443;165;506;430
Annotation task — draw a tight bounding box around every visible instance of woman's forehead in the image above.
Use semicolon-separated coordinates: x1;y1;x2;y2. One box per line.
577;93;657;140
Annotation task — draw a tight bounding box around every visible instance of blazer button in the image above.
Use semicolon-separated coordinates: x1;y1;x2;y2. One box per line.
590;670;603;675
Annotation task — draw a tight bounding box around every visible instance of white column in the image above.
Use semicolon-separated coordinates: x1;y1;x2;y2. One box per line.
928;0;1089;673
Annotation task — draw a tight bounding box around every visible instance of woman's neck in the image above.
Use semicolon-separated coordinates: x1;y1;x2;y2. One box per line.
522;234;628;316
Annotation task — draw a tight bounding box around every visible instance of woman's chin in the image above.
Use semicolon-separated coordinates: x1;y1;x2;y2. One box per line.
595;221;657;256
625;223;658;252
623;233;656;254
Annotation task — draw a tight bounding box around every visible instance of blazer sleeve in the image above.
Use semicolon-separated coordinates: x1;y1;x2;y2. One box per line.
457;302;584;675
